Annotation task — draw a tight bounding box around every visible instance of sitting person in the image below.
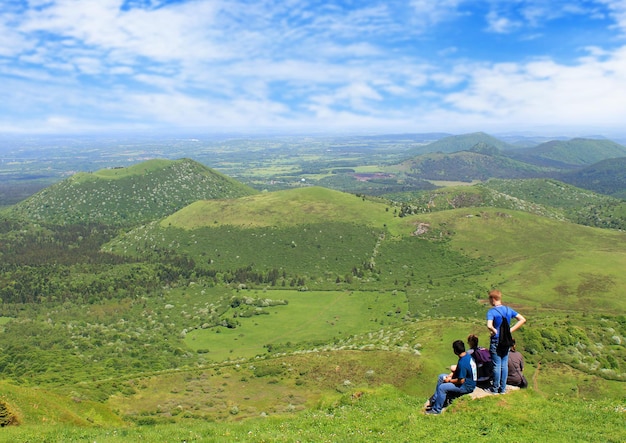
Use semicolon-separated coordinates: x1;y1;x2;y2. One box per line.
507;339;528;388
467;334;493;388
425;340;477;415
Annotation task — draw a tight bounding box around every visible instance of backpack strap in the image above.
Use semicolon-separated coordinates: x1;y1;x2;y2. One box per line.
495;305;509;320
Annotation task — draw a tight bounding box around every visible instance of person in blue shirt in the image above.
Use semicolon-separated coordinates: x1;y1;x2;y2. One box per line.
425;340;477;415
486;289;526;394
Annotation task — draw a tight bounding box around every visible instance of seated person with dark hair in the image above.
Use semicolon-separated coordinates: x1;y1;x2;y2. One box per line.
507;339;528;388
425;340;477;415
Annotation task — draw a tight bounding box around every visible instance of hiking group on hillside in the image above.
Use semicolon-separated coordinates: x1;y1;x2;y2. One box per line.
425;289;527;415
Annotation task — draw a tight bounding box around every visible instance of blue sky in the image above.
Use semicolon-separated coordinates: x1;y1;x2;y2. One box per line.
1;0;625;136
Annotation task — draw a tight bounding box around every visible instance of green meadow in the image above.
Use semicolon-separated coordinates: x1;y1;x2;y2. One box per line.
185;290;408;361
162;186;394;229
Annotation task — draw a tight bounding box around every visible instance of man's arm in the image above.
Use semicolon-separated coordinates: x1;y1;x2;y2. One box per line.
446;362;467;386
510;313;526;333
443;375;465;386
487;319;497;336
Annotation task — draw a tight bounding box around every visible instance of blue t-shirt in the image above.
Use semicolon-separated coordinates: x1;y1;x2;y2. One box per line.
487;305;518;338
456;353;477;393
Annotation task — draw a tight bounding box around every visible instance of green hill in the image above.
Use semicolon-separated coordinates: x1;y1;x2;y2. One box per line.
406;132;514;156
559;157;626;198
396;150;553;182
161;186;392;229
512;138;626;167
4;198;624;436
480;178;626;229
104;187;409;283
4;159;257;226
386;178;626;230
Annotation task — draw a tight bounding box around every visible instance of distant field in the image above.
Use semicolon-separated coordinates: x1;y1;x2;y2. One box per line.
427;180;481;187
185;290;408;362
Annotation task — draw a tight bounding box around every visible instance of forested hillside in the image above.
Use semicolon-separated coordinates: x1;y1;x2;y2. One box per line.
398;150;553;182
511;138;626;167
559;157;626;198
5;158;257;226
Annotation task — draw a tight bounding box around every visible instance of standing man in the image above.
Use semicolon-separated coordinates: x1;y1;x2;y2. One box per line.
425;340;477;415
486;289;526;394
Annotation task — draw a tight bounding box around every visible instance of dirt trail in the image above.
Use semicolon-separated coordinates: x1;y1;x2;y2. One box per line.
532;361;541;392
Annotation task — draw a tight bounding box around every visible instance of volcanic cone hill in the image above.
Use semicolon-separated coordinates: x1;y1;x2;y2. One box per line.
5;158;257;226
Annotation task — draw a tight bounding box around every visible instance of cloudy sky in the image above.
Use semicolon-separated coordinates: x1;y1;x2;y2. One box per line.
1;0;626;136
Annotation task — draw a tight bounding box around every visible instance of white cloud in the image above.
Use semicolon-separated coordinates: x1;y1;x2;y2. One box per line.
409;0;463;26
444;46;626;131
14;0;228;84
1;0;626;135
485;11;521;33
598;0;626;31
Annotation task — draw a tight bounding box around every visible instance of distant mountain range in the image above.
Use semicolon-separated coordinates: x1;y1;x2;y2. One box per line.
392;132;626;197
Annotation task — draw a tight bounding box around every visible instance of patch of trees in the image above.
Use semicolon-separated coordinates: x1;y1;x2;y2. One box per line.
521;316;625;381
0;263;184;304
0;221;130;266
317;174;435;195
567;202;626;230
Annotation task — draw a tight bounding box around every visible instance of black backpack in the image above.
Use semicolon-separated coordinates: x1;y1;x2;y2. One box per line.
496;307;514;357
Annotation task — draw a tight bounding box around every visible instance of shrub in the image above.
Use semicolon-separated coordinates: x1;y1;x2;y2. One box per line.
0;400;19;427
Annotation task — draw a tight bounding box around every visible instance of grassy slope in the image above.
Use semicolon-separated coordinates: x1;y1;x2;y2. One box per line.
481;178;616;210
3;368;624;442
155;187;626;314
162;186;394;230
0;382;123;427
398;207;626;313
387;178;626;230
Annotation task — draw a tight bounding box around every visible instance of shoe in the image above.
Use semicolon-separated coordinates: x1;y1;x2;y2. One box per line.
425;409;441;415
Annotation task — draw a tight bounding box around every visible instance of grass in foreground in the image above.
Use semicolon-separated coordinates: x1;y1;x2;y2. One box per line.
2;386;624;442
